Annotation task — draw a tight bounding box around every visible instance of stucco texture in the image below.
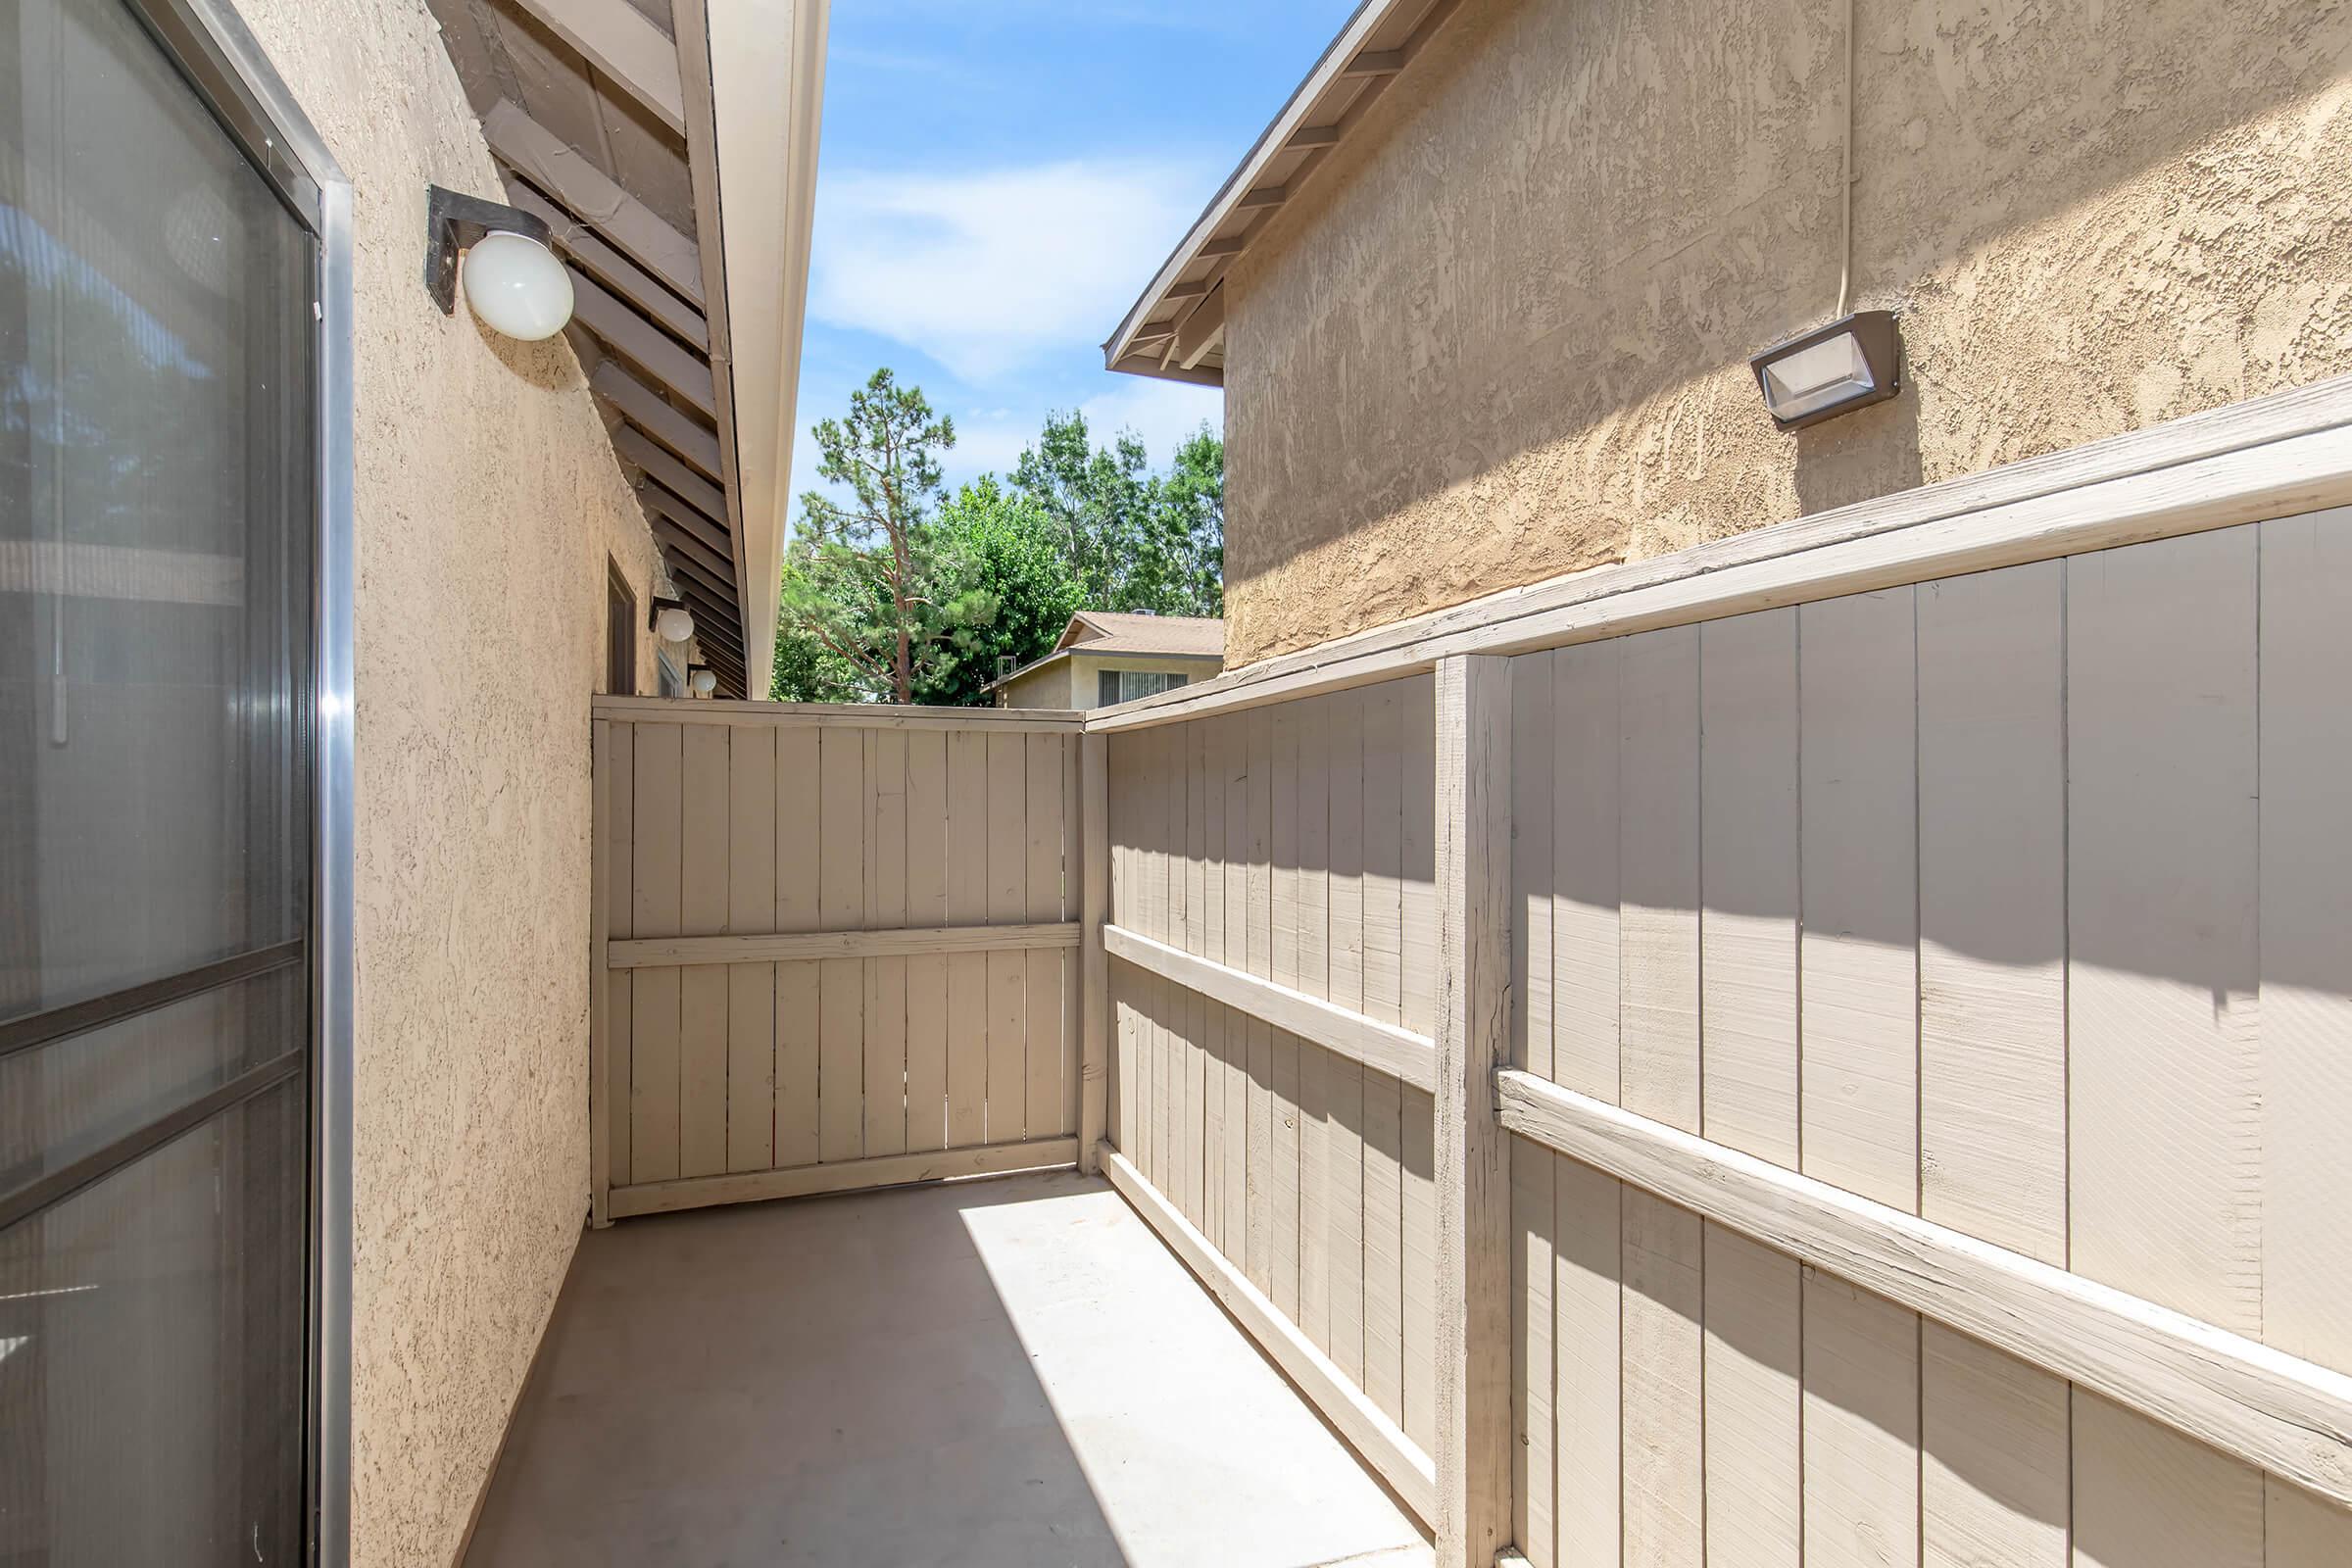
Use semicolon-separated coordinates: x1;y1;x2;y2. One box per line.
224;3;666;1563
1220;0;2352;663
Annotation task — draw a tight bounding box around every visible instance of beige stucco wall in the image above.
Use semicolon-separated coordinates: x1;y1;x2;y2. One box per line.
1221;0;2352;662
996;657;1075;710
231;3;667;1562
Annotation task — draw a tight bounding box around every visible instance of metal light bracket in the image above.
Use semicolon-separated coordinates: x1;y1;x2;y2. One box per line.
423;184;555;316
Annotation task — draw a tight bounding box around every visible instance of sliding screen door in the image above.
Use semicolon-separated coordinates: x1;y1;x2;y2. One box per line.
0;0;319;1558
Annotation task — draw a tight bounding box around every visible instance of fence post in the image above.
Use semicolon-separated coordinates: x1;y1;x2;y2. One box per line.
1079;731;1109;1174
1436;656;1513;1568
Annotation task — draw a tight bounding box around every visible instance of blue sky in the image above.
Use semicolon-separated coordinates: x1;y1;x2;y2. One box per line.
787;0;1360;509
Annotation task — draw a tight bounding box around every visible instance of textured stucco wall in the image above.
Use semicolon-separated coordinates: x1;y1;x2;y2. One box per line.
1221;0;2352;662
229;4;666;1563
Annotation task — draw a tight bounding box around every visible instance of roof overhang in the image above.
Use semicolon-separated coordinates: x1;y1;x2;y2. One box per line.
426;0;828;696
1102;0;1466;388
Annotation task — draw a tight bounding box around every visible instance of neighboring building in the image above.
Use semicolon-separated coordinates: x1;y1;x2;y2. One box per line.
988;611;1225;710
0;0;822;1563
1106;0;2352;665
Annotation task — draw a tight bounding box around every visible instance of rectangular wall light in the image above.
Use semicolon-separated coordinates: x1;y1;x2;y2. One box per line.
1750;310;1901;429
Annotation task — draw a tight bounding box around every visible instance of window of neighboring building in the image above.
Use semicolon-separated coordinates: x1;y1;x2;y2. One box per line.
1102;669;1188;705
657;647;687;699
606;561;636;695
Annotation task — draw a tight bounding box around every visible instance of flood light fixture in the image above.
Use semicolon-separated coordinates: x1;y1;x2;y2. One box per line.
1750;310;1901;430
424;184;574;341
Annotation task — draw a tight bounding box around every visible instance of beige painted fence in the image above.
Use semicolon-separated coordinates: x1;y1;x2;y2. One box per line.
1081;393;2352;1568
1102;678;1443;1517
590;699;1087;1222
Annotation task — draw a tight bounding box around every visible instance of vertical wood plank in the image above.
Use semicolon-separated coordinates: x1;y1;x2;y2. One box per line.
2257;511;2352;1378
608;721;635;1191
1364;685;1407;1429
1799;587;1920;1211
818;726;866;1163
1401;673;1442;1457
1917;562;2067;1262
1617;625;1699;1132
1803;1273;1921;1568
1550;641;1621;1103
1436;655;1513;1568
1921;1323;2069;1568
1620;1189;1703;1568
1110;737;1137;1155
629;722;683;1183
1697;609;1803;1568
1258;709;1297;1317
1064;732;1083;1137
775;727;820;1167
590;720;615;1223
678;722;731;1179
1554;1156;1622;1568
1298;698;1334;1349
987;731;1029;1145
1513;1136;1556;1568
1026;734;1068;1142
1328;691;1367;1383
1080;734;1109;1172
2067;527;2260;1335
1704;1224;1802;1568
1201;723;1228;1249
2265;1476;2352;1568
1511;655;1555;1080
1698;608;1798;1167
2072;1392;2261;1568
865;731;909;1157
906;730;951;1154
726;724;778;1174
1914;561;2073;1568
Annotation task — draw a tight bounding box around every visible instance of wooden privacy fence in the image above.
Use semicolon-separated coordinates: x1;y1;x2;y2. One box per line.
1087;391;2352;1568
590;700;1088;1222
588;384;2352;1568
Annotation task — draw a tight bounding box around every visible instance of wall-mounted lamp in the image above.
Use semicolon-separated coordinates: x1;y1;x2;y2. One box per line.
648;597;695;645
688;665;718;697
1750;310;1901;430
425;184;574;342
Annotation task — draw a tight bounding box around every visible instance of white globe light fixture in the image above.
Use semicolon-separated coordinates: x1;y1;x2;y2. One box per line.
462;231;573;341
651;601;695;645
688;666;718;697
424;184;576;342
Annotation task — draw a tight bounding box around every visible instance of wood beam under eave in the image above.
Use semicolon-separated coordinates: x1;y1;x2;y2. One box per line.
1286;124;1343;150
570;269;715;418
504;0;686;135
1238;185;1287;210
592;361;722;479
1343;47;1405;76
507;183;708;352
482;100;705;309
654;521;735;589
615;425;727;525
1166;280;1212;300
641;479;734;562
1200;235;1248;258
1173;285;1227;372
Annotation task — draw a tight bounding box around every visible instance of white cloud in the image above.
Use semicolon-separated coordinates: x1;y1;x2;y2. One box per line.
809;160;1210;380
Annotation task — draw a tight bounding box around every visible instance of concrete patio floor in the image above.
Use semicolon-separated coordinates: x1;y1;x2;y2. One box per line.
464;1167;1434;1567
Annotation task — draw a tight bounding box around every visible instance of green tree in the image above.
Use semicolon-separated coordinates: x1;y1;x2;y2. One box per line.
1009;413;1223;617
912;477;1084;708
778;368;962;704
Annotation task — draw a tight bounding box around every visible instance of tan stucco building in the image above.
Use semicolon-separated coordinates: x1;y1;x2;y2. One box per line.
1108;0;2352;666
989;611;1226;710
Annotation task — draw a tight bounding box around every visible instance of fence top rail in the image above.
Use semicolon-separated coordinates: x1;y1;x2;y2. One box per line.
1086;369;2352;734
592;695;1085;732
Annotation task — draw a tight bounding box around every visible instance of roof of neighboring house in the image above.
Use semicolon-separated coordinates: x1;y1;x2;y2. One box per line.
1102;0;1464;388
986;612;1227;694
1055;611;1227;659
424;0;829;696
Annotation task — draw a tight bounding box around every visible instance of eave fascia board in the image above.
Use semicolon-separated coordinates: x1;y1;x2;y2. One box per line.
1102;0;1416;372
